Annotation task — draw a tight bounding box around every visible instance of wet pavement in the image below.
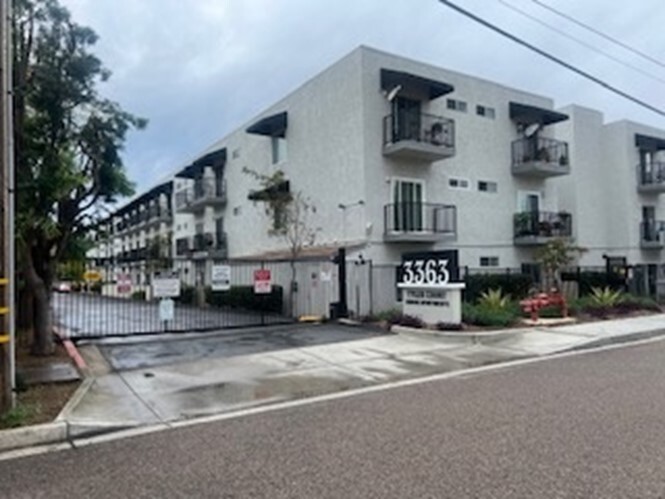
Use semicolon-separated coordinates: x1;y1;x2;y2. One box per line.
53;292;289;338
94;324;385;371
57;315;665;439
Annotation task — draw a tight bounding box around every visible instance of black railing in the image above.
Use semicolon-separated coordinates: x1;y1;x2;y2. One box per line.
175;238;190;256
641;220;664;244
637;162;665;187
512;136;569;168
383;111;455;149
216;231;228;250
514;211;572;239
384;203;456;235
193;178;226;201
193;233;215;252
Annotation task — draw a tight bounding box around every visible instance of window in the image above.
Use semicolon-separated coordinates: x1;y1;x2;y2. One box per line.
232;148;240;159
446;99;467;113
391;178;425;232
271;136;287;164
480;257;499;267
233;206;241;216
448;177;471;190
476;105;496;119
478;180;498;193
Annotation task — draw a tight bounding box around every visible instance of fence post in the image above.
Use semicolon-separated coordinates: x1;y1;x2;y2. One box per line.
260;260;265;327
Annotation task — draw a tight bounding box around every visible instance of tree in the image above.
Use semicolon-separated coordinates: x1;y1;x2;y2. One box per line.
244;168;320;317
13;0;145;354
536;239;586;292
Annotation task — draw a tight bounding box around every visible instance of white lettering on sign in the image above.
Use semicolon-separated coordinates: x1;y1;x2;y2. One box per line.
211;265;231;291
153;278;181;298
401;259;450;286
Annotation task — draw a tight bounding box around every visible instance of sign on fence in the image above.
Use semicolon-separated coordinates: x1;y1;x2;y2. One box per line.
159;298;175;322
254;269;272;294
83;270;102;283
211;264;231;291
116;273;132;294
152;278;181;298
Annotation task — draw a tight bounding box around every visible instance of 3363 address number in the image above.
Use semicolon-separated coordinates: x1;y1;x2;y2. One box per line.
401;259;450;286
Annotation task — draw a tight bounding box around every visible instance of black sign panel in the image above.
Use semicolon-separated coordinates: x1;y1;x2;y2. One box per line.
398;250;460;286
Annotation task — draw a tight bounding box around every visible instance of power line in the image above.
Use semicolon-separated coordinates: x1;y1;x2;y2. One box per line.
436;0;665;118
529;0;665;70
497;0;665;87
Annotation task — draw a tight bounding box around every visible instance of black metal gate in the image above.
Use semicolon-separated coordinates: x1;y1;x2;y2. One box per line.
53;258;294;339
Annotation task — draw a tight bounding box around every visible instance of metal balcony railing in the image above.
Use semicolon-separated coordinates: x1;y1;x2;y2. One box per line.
514;211;572;239
641;220;665;245
512;136;569;169
383;111;455;149
384;203;457;235
637;162;665;188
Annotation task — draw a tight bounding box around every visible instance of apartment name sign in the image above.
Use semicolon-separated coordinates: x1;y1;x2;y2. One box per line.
397;251;465;325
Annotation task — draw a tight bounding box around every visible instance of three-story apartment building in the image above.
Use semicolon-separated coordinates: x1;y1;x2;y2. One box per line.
90;46;665;306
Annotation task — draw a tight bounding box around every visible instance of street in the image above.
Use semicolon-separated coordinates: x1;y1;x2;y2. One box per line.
2;338;665;498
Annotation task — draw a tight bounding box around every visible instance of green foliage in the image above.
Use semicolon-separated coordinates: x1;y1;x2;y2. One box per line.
206;285;284;313
131;290;146;301
561;271;625;296
0;404;33;429
463;303;518;328
478;288;511;310
463;274;532;304
589;286;624;308
14;0;145;352
178;285;196;305
536;239;586;289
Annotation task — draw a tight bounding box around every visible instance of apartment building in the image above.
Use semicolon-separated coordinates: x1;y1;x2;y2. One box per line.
90;46;665;306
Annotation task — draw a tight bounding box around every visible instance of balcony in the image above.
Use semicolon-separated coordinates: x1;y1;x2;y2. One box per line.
382;112;455;161
145;205;173;227
176;178;227;213
640;221;665;249
175;237;190;256
514;211;572;245
637;162;665;194
383;203;456;243
511;136;570;177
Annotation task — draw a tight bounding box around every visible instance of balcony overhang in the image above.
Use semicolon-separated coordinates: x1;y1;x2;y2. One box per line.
509;102;569;126
246;112;288;138
635;133;665;151
176;148;227;179
383;231;455;243
381;69;454;100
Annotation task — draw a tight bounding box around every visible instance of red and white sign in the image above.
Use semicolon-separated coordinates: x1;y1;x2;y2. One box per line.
253;269;272;294
116;273;132;294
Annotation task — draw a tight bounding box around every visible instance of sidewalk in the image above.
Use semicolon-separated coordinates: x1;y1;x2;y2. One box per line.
56;314;665;440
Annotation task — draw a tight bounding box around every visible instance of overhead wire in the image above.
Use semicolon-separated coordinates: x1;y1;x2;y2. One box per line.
436;0;665;118
496;0;665;86
529;0;665;70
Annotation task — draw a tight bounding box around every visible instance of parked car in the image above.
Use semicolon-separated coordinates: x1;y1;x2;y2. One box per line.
53;281;72;293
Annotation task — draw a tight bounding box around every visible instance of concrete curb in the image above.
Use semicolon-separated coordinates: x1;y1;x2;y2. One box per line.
567;328;665;353
56;378;94;422
0;421;68;453
392;324;528;344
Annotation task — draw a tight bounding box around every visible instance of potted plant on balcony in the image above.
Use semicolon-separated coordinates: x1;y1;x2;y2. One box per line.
515;212;532;237
536;147;551;162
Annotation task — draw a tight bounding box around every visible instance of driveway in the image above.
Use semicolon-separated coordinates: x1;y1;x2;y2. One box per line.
93;323;387;371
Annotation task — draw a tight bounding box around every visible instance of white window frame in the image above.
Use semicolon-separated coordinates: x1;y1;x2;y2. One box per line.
271;136;287;165
517;190;542;212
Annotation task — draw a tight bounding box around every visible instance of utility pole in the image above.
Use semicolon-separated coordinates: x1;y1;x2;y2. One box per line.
0;0;14;412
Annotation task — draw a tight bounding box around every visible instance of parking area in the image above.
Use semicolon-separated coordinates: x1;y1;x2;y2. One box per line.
91;323;386;371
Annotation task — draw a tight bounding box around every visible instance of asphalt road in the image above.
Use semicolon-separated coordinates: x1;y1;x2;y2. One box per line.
3;339;665;498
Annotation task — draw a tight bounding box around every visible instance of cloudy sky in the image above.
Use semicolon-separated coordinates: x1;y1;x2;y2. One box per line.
60;0;665;193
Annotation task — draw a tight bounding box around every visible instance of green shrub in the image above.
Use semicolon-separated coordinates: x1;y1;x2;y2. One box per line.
590;286;623;308
616;295;661;313
90;281;102;294
478;288;511;310
396;314;425;328
535;304;565;318
131;290;146;301
178;284;196;305
436;322;464;331
463;302;519;327
464;273;532;303
561;271;625;296
206;285;283;313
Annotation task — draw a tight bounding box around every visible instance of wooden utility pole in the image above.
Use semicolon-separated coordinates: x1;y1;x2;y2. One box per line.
0;0;14;412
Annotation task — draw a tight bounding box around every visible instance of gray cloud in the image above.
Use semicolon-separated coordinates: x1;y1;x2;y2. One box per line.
61;0;665;192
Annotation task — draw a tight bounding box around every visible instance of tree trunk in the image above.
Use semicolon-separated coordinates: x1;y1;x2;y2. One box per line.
23;252;54;356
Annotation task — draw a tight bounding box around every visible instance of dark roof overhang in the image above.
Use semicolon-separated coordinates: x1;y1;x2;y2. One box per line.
509;102;569;126
380;68;454;100
176;148;227;179
635;133;665;151
246;112;288;138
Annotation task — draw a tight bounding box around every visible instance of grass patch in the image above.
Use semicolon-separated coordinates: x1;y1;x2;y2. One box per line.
0;404;35;429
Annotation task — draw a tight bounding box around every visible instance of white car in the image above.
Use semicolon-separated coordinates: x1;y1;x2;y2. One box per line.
53;281;72;293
